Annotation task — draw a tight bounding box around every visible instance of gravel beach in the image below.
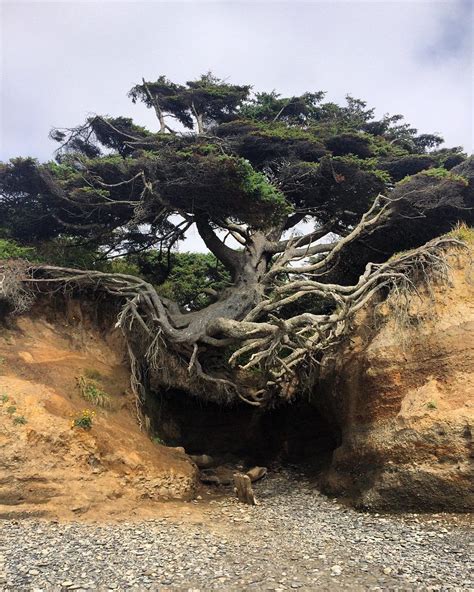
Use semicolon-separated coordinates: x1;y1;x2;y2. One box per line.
1;470;472;591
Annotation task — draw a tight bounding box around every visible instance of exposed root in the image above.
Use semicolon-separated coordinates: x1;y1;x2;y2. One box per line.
0;233;467;408
0;260;35;314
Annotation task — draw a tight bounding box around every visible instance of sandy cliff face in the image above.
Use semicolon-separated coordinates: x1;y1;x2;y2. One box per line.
0;300;197;520
320;249;473;511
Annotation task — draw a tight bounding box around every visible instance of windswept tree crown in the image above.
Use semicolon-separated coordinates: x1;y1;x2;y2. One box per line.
1;73;472;405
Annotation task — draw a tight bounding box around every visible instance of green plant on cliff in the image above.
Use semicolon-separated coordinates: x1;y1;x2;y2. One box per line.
13;415;27;425
76;376;112;409
448;223;474;244
71;409;95;430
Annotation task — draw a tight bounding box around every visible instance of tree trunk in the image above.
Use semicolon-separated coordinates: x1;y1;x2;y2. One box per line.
196;113;204;135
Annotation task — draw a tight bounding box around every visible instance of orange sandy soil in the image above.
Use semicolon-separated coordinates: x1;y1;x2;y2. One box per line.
0;313;201;523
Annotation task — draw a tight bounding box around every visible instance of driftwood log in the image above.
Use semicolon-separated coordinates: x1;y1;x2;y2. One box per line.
233;472;256;505
247;466;267;483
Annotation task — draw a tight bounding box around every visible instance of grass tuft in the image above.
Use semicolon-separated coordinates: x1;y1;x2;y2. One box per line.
76;376;112;409
447;222;474;244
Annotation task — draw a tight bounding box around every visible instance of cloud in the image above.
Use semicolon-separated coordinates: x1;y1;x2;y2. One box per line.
1;0;472;251
419;0;472;63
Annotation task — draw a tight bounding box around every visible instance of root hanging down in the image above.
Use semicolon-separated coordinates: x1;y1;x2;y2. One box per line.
1;184;468;408
0;233;463;408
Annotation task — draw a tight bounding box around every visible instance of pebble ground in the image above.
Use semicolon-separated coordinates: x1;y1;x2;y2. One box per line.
1;470;472;591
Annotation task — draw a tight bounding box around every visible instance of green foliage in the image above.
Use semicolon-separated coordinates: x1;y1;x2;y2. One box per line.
102;258;142;276
34;238;103;269
145;251;231;310
236;158;292;221
399;167;469;186
76;376;112;409
0;387;26;425
0;238;34;260
151;435;165;446
239;90;325;123
331;156;392;185
431;147;466;170
378;155;435;182
426;400;437;410
13;415;27;425
217;119;328;166
129;72;251;132
447;223;474;244
325;132;374;158
71;409;95;430
1;72;470;302
420;168;468;184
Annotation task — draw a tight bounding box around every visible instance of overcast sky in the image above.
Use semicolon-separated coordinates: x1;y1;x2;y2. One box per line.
1;0;472;250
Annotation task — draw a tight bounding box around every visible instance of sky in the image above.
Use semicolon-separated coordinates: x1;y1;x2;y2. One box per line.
0;0;473;251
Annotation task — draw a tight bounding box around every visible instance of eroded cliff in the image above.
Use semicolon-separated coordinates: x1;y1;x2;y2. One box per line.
320;248;473;510
0;299;197;520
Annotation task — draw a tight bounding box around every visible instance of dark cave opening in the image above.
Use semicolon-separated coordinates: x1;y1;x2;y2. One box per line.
146;389;341;470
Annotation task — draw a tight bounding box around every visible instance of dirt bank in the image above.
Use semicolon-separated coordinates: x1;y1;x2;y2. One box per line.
320;248;474;510
0;299;197;521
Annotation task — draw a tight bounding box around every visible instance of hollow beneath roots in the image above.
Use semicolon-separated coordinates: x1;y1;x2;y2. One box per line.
145;389;341;469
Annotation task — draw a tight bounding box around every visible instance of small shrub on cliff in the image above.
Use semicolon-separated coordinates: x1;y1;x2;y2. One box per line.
6;406;16;415
448;222;474;244
13;415;27;425
76;376;112;409
0;393;9;403
71;409;95;430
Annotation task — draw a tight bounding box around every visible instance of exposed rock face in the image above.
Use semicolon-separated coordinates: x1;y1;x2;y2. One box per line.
0;299;198;520
320;250;473;511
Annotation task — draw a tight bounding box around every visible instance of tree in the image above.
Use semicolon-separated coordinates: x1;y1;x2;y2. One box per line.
1;73;472;407
128;72;251;134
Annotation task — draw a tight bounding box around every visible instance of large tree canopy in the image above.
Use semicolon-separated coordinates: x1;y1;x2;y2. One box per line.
1;73;472;407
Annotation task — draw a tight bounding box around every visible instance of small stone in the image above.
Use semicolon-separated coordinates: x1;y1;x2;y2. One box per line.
383;567;393;575
331;565;343;576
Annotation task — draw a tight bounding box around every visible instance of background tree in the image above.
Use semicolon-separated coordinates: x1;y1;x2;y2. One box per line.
0;73;472;406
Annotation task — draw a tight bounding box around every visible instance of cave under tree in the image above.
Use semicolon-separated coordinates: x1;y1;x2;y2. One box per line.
0;73;473;408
